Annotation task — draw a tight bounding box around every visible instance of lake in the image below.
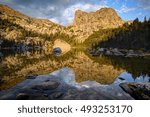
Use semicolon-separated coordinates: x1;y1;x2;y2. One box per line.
0;49;150;99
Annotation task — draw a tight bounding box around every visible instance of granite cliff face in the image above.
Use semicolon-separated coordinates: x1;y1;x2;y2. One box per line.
66;8;126;42
0;4;127;45
73;8;124;30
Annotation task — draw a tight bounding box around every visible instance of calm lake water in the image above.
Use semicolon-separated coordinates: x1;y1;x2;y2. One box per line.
0;49;150;93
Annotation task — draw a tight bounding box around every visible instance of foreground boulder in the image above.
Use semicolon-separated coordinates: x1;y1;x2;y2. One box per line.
120;82;150;100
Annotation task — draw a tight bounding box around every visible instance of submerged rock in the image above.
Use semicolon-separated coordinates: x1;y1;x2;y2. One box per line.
120;82;150;100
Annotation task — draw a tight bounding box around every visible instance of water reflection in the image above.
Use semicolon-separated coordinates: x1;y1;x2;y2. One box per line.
0;49;150;90
118;72;150;82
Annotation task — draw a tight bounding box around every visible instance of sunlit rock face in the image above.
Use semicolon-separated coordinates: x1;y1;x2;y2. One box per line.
68;8;125;42
0;4;128;45
53;39;71;54
73;8;124;27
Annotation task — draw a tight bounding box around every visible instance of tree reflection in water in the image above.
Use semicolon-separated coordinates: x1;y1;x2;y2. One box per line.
0;49;150;90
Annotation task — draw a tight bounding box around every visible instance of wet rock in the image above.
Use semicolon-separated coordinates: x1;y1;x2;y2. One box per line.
105;50;112;55
31;81;59;91
26;74;38;79
118;77;125;80
67;89;79;94
111;48;124;56
29;93;48;100
16;93;30;100
98;48;105;52
53;47;62;55
77;91;101;100
63;89;109;100
120;82;150;100
126;50;144;58
48;92;64;99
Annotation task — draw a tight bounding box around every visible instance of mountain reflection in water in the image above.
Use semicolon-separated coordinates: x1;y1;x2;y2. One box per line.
0;49;150;90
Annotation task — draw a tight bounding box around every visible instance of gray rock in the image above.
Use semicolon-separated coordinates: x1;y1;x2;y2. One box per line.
105;50;112;55
98;48;105;52
53;47;62;55
120;82;150;100
111;48;124;56
48;92;64;99
128;50;134;54
31;81;59;91
26;74;38;79
126;50;144;57
16;93;30;100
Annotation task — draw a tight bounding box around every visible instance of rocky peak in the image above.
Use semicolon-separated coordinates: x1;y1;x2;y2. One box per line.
0;4;128;44
72;8;125;37
0;4;28;19
0;4;64;38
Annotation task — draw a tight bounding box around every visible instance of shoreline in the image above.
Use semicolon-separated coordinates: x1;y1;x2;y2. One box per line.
89;48;150;58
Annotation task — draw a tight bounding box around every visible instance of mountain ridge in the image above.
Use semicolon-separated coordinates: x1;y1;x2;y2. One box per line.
0;4;129;47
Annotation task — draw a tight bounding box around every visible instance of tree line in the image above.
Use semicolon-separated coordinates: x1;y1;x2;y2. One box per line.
87;17;150;51
0;17;75;48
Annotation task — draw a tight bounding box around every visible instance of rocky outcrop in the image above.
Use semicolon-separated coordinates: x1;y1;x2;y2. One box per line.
72;8;125;37
53;39;71;54
120;82;150;100
90;48;148;58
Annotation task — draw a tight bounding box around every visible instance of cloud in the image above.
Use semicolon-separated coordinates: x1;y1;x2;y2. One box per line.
62;3;108;25
0;0;108;25
117;5;135;13
137;0;150;10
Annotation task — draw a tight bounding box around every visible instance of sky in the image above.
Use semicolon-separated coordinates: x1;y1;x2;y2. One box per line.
0;0;150;25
